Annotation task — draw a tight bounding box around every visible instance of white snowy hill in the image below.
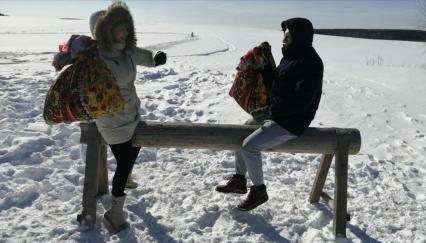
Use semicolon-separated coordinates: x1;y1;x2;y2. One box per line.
0;16;425;242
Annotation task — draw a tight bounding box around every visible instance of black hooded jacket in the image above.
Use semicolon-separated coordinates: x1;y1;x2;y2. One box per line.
266;18;323;136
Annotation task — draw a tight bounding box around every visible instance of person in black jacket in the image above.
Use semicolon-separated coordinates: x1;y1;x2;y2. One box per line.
216;18;323;211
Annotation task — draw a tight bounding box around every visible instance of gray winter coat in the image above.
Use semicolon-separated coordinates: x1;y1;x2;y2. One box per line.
90;2;155;144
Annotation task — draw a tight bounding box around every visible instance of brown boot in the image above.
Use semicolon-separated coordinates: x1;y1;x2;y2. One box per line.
237;184;268;211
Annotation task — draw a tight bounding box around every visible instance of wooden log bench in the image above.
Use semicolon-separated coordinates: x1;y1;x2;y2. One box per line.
78;121;361;238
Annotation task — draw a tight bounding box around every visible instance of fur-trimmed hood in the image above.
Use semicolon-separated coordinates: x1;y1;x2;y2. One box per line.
89;1;137;52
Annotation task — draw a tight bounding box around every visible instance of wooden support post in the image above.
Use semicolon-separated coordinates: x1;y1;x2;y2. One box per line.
77;123;106;228
333;130;351;238
320;191;334;209
309;154;334;203
320;192;351;222
97;143;108;196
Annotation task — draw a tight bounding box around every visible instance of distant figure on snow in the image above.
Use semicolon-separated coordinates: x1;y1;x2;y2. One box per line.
216;18;324;211
89;1;167;232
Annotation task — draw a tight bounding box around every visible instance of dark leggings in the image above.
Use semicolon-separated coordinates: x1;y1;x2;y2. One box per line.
109;140;141;197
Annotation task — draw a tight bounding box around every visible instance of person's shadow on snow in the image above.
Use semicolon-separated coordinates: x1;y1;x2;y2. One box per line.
127;198;177;243
109;225;139;243
230;210;290;243
74;216;138;243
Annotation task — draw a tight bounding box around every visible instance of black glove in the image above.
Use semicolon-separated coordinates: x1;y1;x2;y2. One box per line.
250;106;271;123
260;64;274;84
154;51;167;66
260;41;271;52
258;41;275;86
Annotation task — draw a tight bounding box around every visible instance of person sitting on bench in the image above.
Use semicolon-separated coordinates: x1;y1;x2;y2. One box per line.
216;17;324;211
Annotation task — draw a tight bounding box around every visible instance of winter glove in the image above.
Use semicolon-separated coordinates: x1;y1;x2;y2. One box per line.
154;51;167;66
244;118;263;125
259;64;275;85
260;41;271;52
258;41;275;87
250;106;271;123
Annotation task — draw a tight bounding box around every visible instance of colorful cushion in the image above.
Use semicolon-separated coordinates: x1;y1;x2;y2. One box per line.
229;43;275;113
43;48;126;124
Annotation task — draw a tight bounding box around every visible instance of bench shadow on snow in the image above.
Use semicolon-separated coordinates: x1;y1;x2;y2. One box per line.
347;224;381;243
313;203;381;242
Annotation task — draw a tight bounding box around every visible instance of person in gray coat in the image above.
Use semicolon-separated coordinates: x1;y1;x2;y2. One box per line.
89;2;166;231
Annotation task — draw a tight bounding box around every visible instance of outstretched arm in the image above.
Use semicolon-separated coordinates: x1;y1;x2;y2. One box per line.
133;47;167;67
133;47;155;67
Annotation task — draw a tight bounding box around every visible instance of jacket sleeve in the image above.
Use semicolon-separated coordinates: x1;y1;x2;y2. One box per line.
270;65;322;116
259;64;275;91
132;47;155;67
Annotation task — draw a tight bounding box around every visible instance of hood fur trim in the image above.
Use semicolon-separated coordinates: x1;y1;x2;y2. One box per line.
93;1;137;52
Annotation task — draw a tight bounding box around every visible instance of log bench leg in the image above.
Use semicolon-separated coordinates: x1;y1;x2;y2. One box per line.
308;131;351;238
309;154;334;203
97;144;108;197
77;123;107;228
333;131;351;238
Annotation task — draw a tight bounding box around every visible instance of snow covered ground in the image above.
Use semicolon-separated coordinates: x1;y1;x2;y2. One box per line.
0;16;425;242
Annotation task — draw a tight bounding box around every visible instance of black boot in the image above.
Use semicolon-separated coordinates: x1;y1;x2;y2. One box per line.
237;184;268;211
216;174;247;194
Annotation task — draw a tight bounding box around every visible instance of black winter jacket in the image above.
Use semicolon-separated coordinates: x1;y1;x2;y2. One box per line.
265;18;324;136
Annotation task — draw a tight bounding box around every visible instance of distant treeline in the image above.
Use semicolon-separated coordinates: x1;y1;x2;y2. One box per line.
314;29;426;42
59;17;83;20
0;13;7;16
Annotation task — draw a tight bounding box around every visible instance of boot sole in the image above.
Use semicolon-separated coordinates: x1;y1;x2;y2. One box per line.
237;197;268;211
125;184;138;189
104;214;129;233
215;188;247;194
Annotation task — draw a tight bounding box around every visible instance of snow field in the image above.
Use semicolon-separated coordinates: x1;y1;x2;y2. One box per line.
0;17;425;242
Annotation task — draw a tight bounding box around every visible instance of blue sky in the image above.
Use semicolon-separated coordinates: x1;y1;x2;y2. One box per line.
1;1;424;30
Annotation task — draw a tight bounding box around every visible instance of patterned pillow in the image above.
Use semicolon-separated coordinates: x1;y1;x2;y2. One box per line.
229;43;275;113
43;48;126;124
